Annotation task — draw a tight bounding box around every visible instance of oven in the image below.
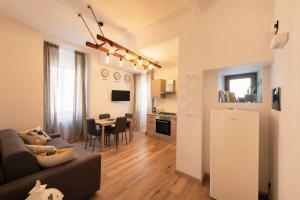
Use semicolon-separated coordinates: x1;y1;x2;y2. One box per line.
156;116;171;136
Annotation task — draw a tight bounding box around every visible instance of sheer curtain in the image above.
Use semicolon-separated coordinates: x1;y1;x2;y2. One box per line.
44;42;86;142
133;73;151;132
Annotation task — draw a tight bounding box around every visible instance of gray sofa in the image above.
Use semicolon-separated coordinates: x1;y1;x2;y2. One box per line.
0;129;101;200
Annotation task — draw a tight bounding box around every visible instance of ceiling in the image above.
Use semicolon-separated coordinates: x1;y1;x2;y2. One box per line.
0;0;190;44
140;38;179;68
0;0;212;72
89;0;189;33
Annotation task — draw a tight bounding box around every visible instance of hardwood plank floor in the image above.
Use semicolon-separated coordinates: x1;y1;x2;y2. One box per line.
75;132;211;200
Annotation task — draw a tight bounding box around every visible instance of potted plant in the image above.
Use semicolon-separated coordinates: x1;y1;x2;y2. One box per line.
245;79;262;103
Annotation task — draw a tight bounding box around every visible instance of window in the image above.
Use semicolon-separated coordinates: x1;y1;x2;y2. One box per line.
50;49;75;122
224;73;257;101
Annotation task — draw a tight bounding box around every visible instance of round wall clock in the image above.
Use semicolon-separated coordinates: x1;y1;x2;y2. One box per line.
114;72;121;80
101;68;109;78
124;74;131;82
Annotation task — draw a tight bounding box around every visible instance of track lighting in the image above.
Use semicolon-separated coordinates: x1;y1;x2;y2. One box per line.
106;53;109;64
79;6;163;70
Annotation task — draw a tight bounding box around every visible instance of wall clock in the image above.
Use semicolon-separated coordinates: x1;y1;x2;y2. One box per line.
114;72;121;80
124;74;131;82
101;68;109;78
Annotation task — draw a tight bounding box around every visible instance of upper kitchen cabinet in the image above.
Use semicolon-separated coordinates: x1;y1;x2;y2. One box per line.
152;79;166;98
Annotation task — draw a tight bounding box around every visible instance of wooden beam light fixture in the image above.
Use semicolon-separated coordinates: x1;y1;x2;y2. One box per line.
79;5;162;69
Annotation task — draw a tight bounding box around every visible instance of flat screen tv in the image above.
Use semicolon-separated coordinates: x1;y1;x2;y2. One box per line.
111;90;130;101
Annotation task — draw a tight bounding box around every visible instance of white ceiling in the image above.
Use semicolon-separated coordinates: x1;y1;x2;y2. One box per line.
89;0;189;33
0;0;213;72
140;38;179;68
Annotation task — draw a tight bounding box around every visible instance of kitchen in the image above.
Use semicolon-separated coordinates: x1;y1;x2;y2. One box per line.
146;67;178;143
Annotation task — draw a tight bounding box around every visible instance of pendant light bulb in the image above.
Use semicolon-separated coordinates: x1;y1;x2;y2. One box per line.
106;53;110;64
138;58;143;66
148;64;153;70
119;58;123;66
134;64;137;70
143;69;147;73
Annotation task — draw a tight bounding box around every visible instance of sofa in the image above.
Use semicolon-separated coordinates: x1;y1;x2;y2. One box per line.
0;129;101;200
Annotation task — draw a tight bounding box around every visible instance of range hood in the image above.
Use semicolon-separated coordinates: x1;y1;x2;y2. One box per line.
165;80;175;93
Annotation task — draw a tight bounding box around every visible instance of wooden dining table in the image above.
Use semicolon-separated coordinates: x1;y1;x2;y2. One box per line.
95;118;132;147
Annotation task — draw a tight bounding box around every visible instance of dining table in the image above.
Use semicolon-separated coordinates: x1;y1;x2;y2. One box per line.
95;118;132;147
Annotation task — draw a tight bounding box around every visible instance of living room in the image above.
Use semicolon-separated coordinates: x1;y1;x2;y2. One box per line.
1;0;300;200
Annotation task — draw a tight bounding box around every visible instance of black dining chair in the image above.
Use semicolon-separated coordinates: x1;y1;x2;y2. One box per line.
125;113;133;139
86;118;102;152
110;117;128;148
99;113;113;145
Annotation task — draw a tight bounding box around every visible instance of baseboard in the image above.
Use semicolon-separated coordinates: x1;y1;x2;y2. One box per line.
175;170;202;184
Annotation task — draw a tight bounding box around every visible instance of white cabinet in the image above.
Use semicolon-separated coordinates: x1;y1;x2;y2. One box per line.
210;109;259;200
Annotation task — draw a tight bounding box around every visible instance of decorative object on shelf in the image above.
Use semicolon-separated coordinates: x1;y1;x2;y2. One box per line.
113;72;121;80
245;79;262;103
124;74;130;82
26;180;64;200
78;6;162;70
100;68;109;79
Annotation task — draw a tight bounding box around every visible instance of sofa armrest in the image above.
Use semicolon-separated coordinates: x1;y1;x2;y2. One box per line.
0;151;101;200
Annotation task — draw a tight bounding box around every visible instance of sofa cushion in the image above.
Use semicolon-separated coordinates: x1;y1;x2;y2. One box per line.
36;148;78;168
1;135;40;181
46;137;73;149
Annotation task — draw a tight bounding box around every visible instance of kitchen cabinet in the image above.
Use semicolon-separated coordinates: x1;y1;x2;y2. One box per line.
151;79;166;98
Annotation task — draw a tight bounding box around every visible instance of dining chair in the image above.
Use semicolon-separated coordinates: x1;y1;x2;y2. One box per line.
86;118;101;152
110;117;127;148
125;113;133;139
99;113;113;145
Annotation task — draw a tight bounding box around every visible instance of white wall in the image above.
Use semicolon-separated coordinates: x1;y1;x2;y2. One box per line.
203;65;271;192
0;19;134;131
153;67;178;113
177;0;273;181
87;53;134;119
269;0;300;199
0;19;44;131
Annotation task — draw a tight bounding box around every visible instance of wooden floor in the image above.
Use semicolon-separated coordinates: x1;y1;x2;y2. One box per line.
76;132;211;200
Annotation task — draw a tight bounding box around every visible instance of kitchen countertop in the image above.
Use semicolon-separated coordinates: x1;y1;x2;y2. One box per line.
147;113;177;118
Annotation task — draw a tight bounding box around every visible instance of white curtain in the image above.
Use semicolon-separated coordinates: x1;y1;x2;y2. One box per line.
44;42;86;142
133;74;148;132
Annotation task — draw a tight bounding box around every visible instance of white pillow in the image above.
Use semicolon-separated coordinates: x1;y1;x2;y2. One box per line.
36;148;77;168
26;145;57;155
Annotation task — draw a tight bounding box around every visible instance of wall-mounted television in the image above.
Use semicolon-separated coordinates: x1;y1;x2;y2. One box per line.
111;90;130;101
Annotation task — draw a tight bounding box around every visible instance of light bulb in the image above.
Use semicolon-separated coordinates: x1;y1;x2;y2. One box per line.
138;58;143;66
125;52;131;60
108;43;115;54
148;64;153;70
109;48;115;54
134;64;137;70
119;58;123;66
106;53;109;64
143;69;147;73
